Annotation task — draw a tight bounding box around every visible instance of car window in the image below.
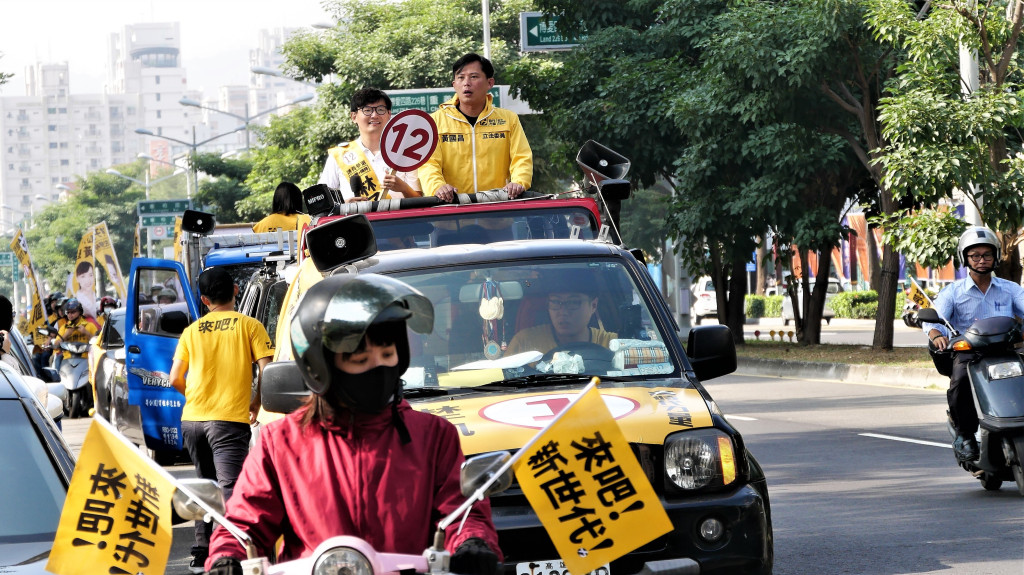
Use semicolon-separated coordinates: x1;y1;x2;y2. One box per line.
0;401;66;541
103;310;126;347
262;281;288;348
134;268;193;337
391;258;678;388
371;208;599;251
826;282;840;294
703;280;715;291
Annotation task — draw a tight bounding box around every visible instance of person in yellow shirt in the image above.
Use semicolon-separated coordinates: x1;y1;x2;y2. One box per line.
504;276;616;358
252;182;312;233
169;267;274;573
420;53;533;202
52;298;99;359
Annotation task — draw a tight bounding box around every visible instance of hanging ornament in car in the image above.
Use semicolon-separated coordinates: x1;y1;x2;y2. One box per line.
479;278;505;359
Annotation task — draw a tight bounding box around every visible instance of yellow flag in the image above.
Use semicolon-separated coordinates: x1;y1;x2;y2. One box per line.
10;229;48;344
513;382;673;575
71;226;98;319
47;418;175;575
907;277;933;309
94;222;127;300
133;222;141;259
172;216;183;262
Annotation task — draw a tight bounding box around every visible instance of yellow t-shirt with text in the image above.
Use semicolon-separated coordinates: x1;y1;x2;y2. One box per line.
174;311;274;423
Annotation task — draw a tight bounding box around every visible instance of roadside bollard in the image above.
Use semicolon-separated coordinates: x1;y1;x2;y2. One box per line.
753;329;761;341
787;330;794;342
769;329;777;341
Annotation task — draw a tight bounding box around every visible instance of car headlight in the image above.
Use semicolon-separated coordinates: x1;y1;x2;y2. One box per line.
664;430;737;491
987;361;1023;380
313;546;373;575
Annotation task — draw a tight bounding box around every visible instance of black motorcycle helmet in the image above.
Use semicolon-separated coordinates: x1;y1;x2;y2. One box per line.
290;273;433;396
64;298;83;314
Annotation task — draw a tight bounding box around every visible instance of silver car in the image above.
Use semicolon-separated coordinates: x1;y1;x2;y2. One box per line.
781;278;843;325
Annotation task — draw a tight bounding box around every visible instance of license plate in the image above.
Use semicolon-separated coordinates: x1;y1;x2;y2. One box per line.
515;560;610;575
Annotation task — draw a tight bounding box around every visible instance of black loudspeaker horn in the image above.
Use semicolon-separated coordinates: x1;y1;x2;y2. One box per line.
305;214;378;272
181;209;216;235
576;140;630;184
302;184;340;218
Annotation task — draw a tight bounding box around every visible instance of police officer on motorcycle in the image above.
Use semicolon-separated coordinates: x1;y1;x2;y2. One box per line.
205;274;501;575
923;226;1024;462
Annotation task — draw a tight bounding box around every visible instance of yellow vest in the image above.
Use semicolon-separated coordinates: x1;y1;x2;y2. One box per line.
327;141;388;200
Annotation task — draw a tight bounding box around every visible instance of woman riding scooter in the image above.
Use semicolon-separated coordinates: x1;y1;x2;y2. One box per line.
205;274;501;575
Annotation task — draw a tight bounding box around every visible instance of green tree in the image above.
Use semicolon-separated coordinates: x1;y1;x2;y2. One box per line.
867;0;1024;279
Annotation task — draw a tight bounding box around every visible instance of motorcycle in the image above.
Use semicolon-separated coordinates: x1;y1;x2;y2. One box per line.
58;340;93;418
917;307;1024;495
173;451;513;575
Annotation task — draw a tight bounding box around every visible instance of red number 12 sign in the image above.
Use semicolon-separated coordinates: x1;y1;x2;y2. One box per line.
380;109;439;172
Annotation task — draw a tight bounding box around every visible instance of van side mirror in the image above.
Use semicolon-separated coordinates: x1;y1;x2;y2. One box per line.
686;325;736;381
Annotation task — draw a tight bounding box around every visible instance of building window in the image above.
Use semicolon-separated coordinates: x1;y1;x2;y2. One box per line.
51;177;59;184
47;107;56;114
60;159;69;166
155;93;161;102
58;108;67;113
155;75;160;84
49;142;57;149
156;110;162;119
48;125;56;131
59;142;68;149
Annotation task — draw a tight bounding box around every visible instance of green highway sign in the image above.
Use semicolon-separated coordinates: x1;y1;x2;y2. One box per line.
389;88;501;113
0;252;13;266
141;215;177;228
520;12;585;52
138;199;191;215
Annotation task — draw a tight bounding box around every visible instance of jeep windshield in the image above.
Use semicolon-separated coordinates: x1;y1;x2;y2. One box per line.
391;258;679;390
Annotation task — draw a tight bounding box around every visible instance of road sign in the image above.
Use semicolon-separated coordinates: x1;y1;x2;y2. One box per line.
149;225;174;239
137;199;191;216
141;215;176;228
520;12;585;52
0;252;13;266
381;110;439;172
388;87;501;114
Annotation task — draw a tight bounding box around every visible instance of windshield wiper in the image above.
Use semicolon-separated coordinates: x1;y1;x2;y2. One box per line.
479;373;631;390
403;387;456;398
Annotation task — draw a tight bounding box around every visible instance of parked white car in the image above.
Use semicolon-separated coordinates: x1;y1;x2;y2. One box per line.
691;276;718;325
781;277;843;325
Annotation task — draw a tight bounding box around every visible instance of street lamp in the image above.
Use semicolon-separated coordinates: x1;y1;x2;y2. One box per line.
178;93;314;151
106;168;185;200
29;194;51;229
251;66;321;87
137;153;190;197
135;126;246;198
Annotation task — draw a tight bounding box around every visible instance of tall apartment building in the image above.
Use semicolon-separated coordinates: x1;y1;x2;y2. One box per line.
249;28;312;116
0;63;141;232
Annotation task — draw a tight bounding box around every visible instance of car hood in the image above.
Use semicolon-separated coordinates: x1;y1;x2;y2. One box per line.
0;540;52;573
410;383;713;455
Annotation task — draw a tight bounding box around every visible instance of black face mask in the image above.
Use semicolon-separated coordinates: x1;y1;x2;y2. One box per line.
327;363;403;414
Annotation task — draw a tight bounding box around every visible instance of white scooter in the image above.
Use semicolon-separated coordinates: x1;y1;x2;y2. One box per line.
173;452;513;575
58;340;93;418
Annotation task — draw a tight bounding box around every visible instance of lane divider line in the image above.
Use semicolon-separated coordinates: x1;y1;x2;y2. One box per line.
725;415;758;421
860;432;950;449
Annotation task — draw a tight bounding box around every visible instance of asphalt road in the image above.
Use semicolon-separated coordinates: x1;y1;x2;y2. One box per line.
60;366;1024;575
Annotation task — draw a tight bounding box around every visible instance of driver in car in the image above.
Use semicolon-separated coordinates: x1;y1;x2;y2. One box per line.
504;278;616;357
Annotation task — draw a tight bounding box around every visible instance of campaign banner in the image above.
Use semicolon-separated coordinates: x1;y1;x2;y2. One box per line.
72;226;98;319
94;222;127;301
47;417;175;575
908;277;933;309
133;221;141;259
9;230;48;344
513;381;672;575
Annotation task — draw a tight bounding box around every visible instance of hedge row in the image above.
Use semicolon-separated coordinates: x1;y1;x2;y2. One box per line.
744;291;906;319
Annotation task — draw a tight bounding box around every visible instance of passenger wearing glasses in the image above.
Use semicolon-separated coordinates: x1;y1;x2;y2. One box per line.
922;226;1024;462
317;87;422;201
504;271;616;357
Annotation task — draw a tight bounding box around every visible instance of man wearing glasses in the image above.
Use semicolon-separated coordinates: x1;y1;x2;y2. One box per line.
420;53;533;202
504;272;616;357
318;88;422;201
923;226;1024;462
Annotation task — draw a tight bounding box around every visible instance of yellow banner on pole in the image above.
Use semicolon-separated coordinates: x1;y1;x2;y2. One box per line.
133;221;141;259
47;417;175;575
72;226;98;319
513;383;673;575
94;222;127;301
10;229;48;344
173;216;183;262
907;277;933;309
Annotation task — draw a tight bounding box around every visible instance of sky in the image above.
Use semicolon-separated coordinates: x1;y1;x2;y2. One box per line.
0;0;332;97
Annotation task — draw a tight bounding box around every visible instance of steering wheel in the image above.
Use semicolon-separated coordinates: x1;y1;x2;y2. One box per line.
540;342;615;374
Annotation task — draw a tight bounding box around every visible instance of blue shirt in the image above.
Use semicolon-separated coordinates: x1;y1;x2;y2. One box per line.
921;275;1024;338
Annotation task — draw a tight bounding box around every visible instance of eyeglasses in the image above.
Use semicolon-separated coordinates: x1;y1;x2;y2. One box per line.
358;105;389;116
967;253;994;262
548;298;588;311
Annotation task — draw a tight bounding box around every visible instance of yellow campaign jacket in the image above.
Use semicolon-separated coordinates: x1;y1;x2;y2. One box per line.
419;94;533;196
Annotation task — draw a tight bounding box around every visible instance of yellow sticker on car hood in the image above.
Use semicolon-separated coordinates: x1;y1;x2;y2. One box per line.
411;386;713;455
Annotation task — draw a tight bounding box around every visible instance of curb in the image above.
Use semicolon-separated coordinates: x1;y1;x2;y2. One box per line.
735;357;946;389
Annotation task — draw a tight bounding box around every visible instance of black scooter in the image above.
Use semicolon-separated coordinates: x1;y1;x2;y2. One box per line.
917;308;1024;495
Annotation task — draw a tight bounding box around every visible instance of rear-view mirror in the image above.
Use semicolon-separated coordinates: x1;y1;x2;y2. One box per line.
461;451;513;498
261;361;310;414
687;325;737;381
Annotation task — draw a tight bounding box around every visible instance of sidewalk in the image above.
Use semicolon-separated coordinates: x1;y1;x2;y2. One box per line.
735;356;944;389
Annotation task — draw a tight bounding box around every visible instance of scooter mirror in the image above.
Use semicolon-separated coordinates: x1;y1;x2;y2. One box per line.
460;451;513;498
171;478;225;523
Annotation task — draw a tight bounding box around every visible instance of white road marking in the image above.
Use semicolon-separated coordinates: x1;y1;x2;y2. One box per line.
860;432;951;449
725;415;758;421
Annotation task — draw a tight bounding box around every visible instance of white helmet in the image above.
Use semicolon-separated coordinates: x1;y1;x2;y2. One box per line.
957;226;1000;267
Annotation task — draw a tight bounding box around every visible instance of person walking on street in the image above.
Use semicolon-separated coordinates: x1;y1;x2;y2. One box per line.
169;267;274;573
420;53;533;202
317;88;422;201
922;226;1024;462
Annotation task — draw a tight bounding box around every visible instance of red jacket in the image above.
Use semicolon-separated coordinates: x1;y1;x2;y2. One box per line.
208;400;502;565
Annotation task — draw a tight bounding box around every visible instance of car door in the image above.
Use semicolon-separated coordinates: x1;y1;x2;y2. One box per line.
124;258;200;452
